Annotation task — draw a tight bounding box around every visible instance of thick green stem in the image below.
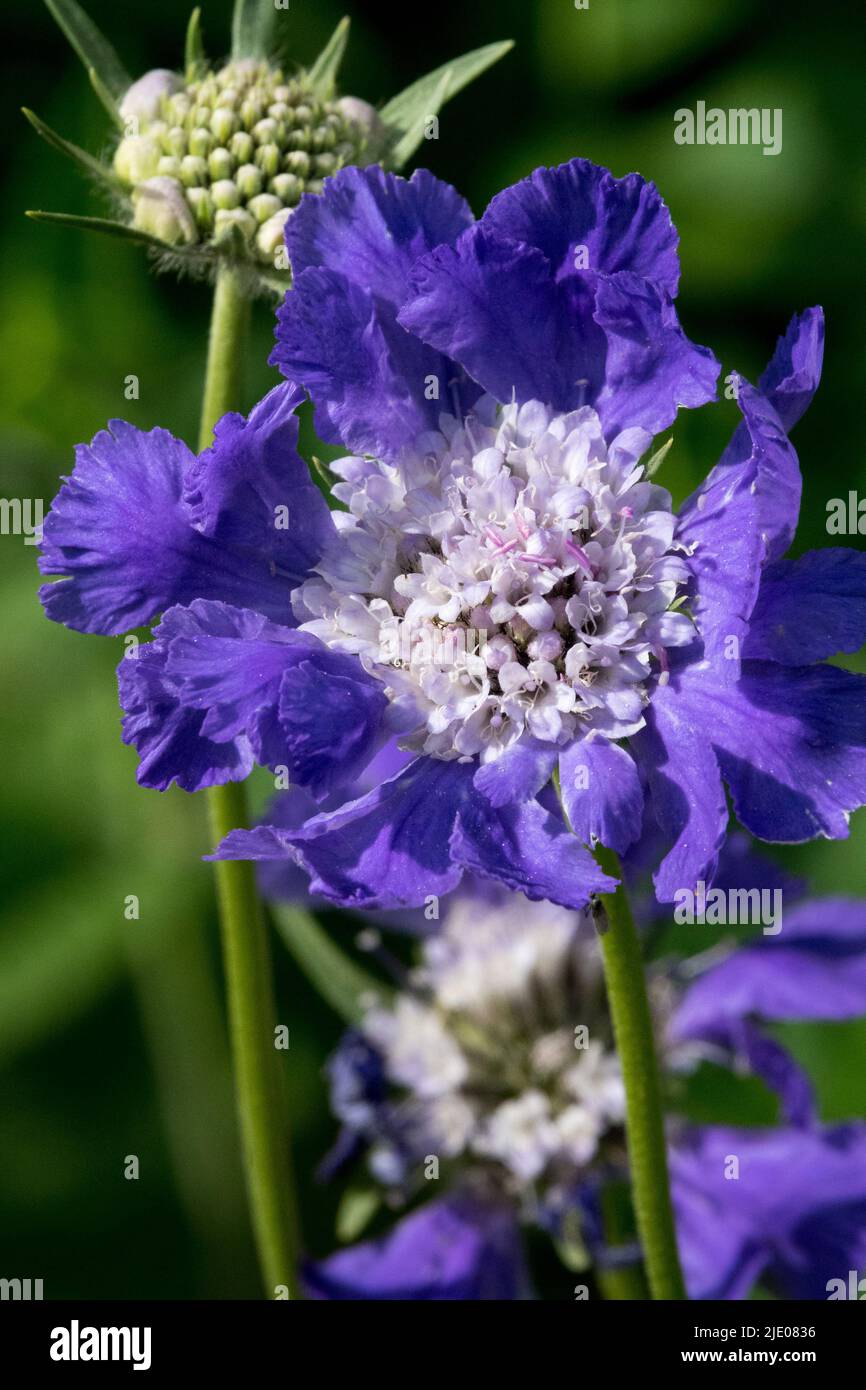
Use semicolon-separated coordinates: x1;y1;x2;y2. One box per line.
199;265;300;1298
594;844;686;1300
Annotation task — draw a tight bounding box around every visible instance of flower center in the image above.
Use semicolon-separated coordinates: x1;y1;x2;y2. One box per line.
357;896;626;1199
297;398;693;760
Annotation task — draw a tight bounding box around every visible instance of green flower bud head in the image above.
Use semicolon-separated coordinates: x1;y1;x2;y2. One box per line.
113;60;364;268
27;4;513;297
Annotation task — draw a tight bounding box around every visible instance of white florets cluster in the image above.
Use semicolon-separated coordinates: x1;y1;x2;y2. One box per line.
357;894;626;1198
298;397;695;762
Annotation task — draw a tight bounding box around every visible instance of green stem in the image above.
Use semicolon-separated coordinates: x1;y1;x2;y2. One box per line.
594;844;686;1300
199;265;300;1298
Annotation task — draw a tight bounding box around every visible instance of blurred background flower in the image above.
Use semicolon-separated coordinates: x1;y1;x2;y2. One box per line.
2;0;865;1297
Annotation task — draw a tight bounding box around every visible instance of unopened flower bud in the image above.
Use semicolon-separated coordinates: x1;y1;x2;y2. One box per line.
285;150;310;178
180;155;208;187
157;155;182;179
113;134;162;184
235;163;263;199
210;107;239;143
256;208;290;259
211;178;240;210
270;173;302;205
186;187;214;230
248;193;283;223
208;147;234;180
337;96;388;163
230;131;255;164
188;127;213;158
214;207;257;245
132;177;198;245
119;69;182;125
255;143;281;177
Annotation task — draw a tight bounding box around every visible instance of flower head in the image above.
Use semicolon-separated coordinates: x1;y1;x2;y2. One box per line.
38;155;866;916
302;850;866;1300
26;6;512;294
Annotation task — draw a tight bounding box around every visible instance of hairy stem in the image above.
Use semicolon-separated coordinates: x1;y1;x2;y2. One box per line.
594;844;686;1300
198;265;300;1298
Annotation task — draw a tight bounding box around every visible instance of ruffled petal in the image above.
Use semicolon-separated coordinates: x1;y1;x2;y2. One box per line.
118;600;303;789
450;792;616;909
677;384;800;673
630;678;728;901
400;228;717;437
286;165;474;301
40;384;326;635
118;599;388;792
216;756;474;910
184;383;335;596
559;738;644;855
272;168;480;460
304;1196;526;1300
277;652;390;799
482;158;681;295
672;1123;866;1300
743;548;866;665
758;306;824;431
674;658;866;843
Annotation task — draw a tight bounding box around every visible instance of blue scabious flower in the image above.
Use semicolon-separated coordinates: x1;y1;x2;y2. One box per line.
301;851;866;1300
39;157;866;909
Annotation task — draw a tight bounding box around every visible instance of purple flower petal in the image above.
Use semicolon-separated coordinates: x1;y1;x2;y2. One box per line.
758;306;824;431
118;598;391;794
304;1196;526;1300
278;652;390;800
400;229;717;436
559;738;644;856
680;658;866;843
630;679;728;901
677;385;801;674
672;898;866;1040
482;158;681;295
184;383;335;597
472;739;558;808
743;548;866;665
216;757;474;910
672;1123;866;1300
450;793;616;909
40;384;325;635
272;168;480;459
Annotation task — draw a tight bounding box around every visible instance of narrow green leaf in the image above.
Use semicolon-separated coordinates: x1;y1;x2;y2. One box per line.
336;1185;382;1244
307;16;350;97
388;68;451;170
21;107;118;185
184;7;206;82
44;0;131;99
381;39;514;168
26;209;166;249
271;904;388;1024
644;436;673;478
231;0;280;61
88;64;123;125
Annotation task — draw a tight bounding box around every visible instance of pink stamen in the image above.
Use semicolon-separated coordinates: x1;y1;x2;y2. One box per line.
565;539;594;575
514;514;532;541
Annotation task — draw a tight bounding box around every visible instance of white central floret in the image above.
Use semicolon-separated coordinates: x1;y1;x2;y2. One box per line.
296;397;694;761
358;895;626;1198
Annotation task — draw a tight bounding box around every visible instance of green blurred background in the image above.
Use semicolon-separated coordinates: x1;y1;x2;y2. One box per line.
1;0;865;1298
